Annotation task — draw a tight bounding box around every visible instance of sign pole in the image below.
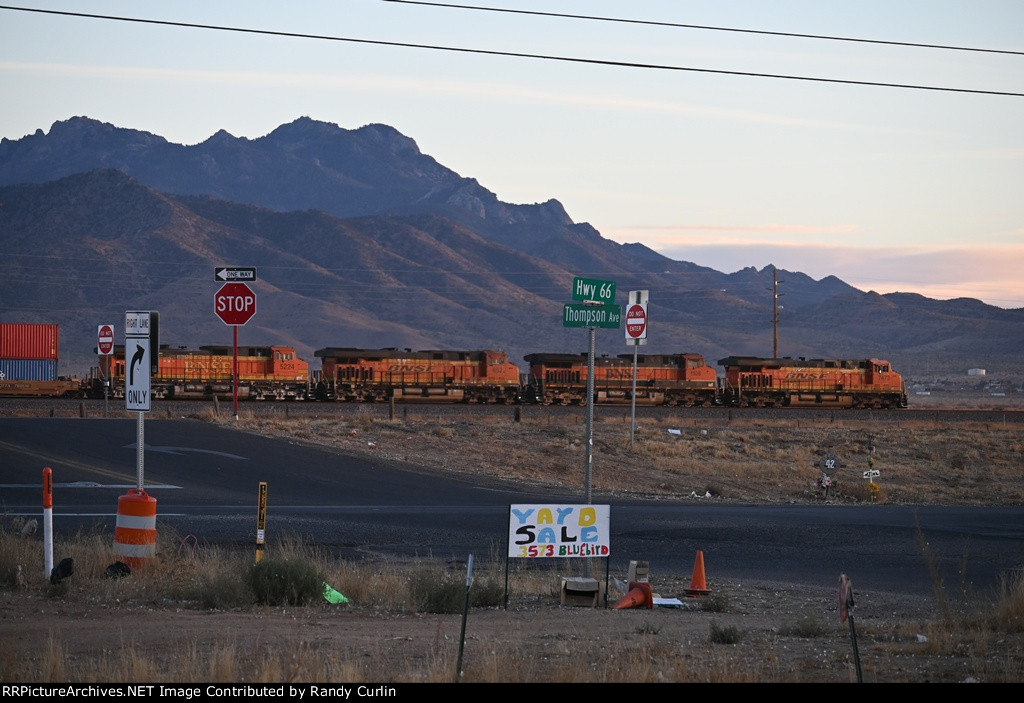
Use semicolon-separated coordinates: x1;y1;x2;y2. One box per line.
125;311;153;490
137;411;145;489
624;291;649;449
565;276;618;581
630;343;638;447
583;326;596;578
233;324;239;420
43;467;53;580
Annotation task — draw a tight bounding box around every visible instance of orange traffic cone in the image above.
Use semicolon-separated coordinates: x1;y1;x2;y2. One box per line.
613;581;653;609
684;550;711;597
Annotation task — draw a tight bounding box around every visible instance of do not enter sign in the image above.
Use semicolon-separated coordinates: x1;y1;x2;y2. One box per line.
625;303;647;339
215;282;257;326
97;324;114;355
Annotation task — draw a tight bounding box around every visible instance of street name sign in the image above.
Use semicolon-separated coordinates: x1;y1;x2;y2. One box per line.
571;277;616;304
563;303;621;329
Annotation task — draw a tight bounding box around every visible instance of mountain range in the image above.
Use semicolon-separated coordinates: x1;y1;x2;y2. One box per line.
1;116;1022;381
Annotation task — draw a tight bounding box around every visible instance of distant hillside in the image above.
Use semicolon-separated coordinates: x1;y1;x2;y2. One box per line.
1;117;1022;382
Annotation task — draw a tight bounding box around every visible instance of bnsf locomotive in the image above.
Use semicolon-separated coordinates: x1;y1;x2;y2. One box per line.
313;348;522;403
717;356;908;409
73;336;906;409
524;352;718;406
97;344;309;400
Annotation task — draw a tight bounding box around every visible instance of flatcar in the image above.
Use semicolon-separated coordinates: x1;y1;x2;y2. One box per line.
717;356;908;409
313;348;522;403
97;344;309;400
523;352;718;406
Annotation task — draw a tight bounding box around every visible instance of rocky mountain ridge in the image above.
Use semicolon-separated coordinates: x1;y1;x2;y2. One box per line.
1;117;1021;381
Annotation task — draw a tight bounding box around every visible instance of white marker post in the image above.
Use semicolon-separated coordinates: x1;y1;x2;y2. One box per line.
43;467;53;580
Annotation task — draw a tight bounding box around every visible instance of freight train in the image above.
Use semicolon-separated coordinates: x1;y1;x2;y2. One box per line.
0;323;88;398
93;344;310;400
718;356;908;409
523;352;907;408
313;348;522;403
0;321;908;408
523;352;719;406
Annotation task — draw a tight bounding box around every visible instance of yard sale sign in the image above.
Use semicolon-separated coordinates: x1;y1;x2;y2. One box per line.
507;504;610;558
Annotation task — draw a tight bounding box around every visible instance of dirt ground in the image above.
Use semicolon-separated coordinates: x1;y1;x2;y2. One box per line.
2;400;1023;683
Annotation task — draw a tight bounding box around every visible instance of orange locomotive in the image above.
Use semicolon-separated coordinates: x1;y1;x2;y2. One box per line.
717;356;908;409
313;348;522;403
523;352;718;406
99;344;309;400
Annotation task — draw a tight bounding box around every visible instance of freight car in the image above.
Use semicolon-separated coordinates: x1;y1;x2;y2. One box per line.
717;356;908;409
96;344;310;400
0;322;86;397
523;352;719;406
0;378;85;398
313;348;522;403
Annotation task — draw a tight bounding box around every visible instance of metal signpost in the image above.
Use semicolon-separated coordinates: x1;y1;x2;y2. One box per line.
625;290;649;447
97;323;114;417
564;277;619;574
125;311;153;489
214;269;258;419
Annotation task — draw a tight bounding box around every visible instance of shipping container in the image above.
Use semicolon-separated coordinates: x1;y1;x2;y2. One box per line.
0;323;59;360
0;358;58;381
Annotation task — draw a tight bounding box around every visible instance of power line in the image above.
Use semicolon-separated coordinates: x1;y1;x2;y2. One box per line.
1;5;1021;97
384;0;1024;57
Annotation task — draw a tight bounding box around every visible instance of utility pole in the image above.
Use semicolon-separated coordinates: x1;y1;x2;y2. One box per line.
772;268;783;358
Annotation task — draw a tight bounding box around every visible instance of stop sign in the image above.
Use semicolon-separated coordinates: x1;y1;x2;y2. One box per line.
215;282;257;325
626;303;647;338
97;324;114;355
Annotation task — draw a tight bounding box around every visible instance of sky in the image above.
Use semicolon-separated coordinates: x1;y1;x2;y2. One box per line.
1;0;1022;308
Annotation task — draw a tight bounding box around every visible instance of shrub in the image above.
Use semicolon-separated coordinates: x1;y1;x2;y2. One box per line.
247;556;323;606
709;621;743;644
408;567;505;614
778;614;830;638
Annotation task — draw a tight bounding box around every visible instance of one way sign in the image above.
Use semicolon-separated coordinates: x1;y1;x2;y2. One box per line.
215;267;257;282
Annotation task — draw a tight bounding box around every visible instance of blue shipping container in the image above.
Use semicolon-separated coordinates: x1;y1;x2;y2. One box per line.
0;359;58;381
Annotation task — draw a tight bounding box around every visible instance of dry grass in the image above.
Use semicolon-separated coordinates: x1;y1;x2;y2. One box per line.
2;402;1023;682
2;521;1024;683
214;408;1024;506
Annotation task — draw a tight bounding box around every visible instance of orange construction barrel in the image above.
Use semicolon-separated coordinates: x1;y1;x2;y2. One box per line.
113;489;157;568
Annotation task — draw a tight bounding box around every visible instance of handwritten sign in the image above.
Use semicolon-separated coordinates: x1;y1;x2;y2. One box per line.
507;504;610;558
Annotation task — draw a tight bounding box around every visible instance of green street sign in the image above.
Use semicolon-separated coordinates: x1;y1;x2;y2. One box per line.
572;277;616;304
563;303;622;328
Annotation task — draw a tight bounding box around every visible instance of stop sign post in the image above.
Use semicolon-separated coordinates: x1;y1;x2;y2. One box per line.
214;277;257;419
215;282;257;326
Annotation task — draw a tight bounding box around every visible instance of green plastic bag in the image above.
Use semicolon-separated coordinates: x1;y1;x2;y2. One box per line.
323;582;349;605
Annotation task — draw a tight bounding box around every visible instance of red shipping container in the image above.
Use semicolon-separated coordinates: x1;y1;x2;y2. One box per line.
0;323;59;360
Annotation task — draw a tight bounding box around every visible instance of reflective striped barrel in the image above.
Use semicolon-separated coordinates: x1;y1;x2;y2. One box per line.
113;489;157;568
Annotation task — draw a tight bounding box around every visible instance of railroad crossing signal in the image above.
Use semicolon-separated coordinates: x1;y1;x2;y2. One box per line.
215;282;257;326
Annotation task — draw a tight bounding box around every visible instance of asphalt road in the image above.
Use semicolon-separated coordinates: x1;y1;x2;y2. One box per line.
2;417;1022;600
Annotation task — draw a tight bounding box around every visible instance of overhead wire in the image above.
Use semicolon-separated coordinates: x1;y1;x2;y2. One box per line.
0;5;1021;97
383;0;1024;57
